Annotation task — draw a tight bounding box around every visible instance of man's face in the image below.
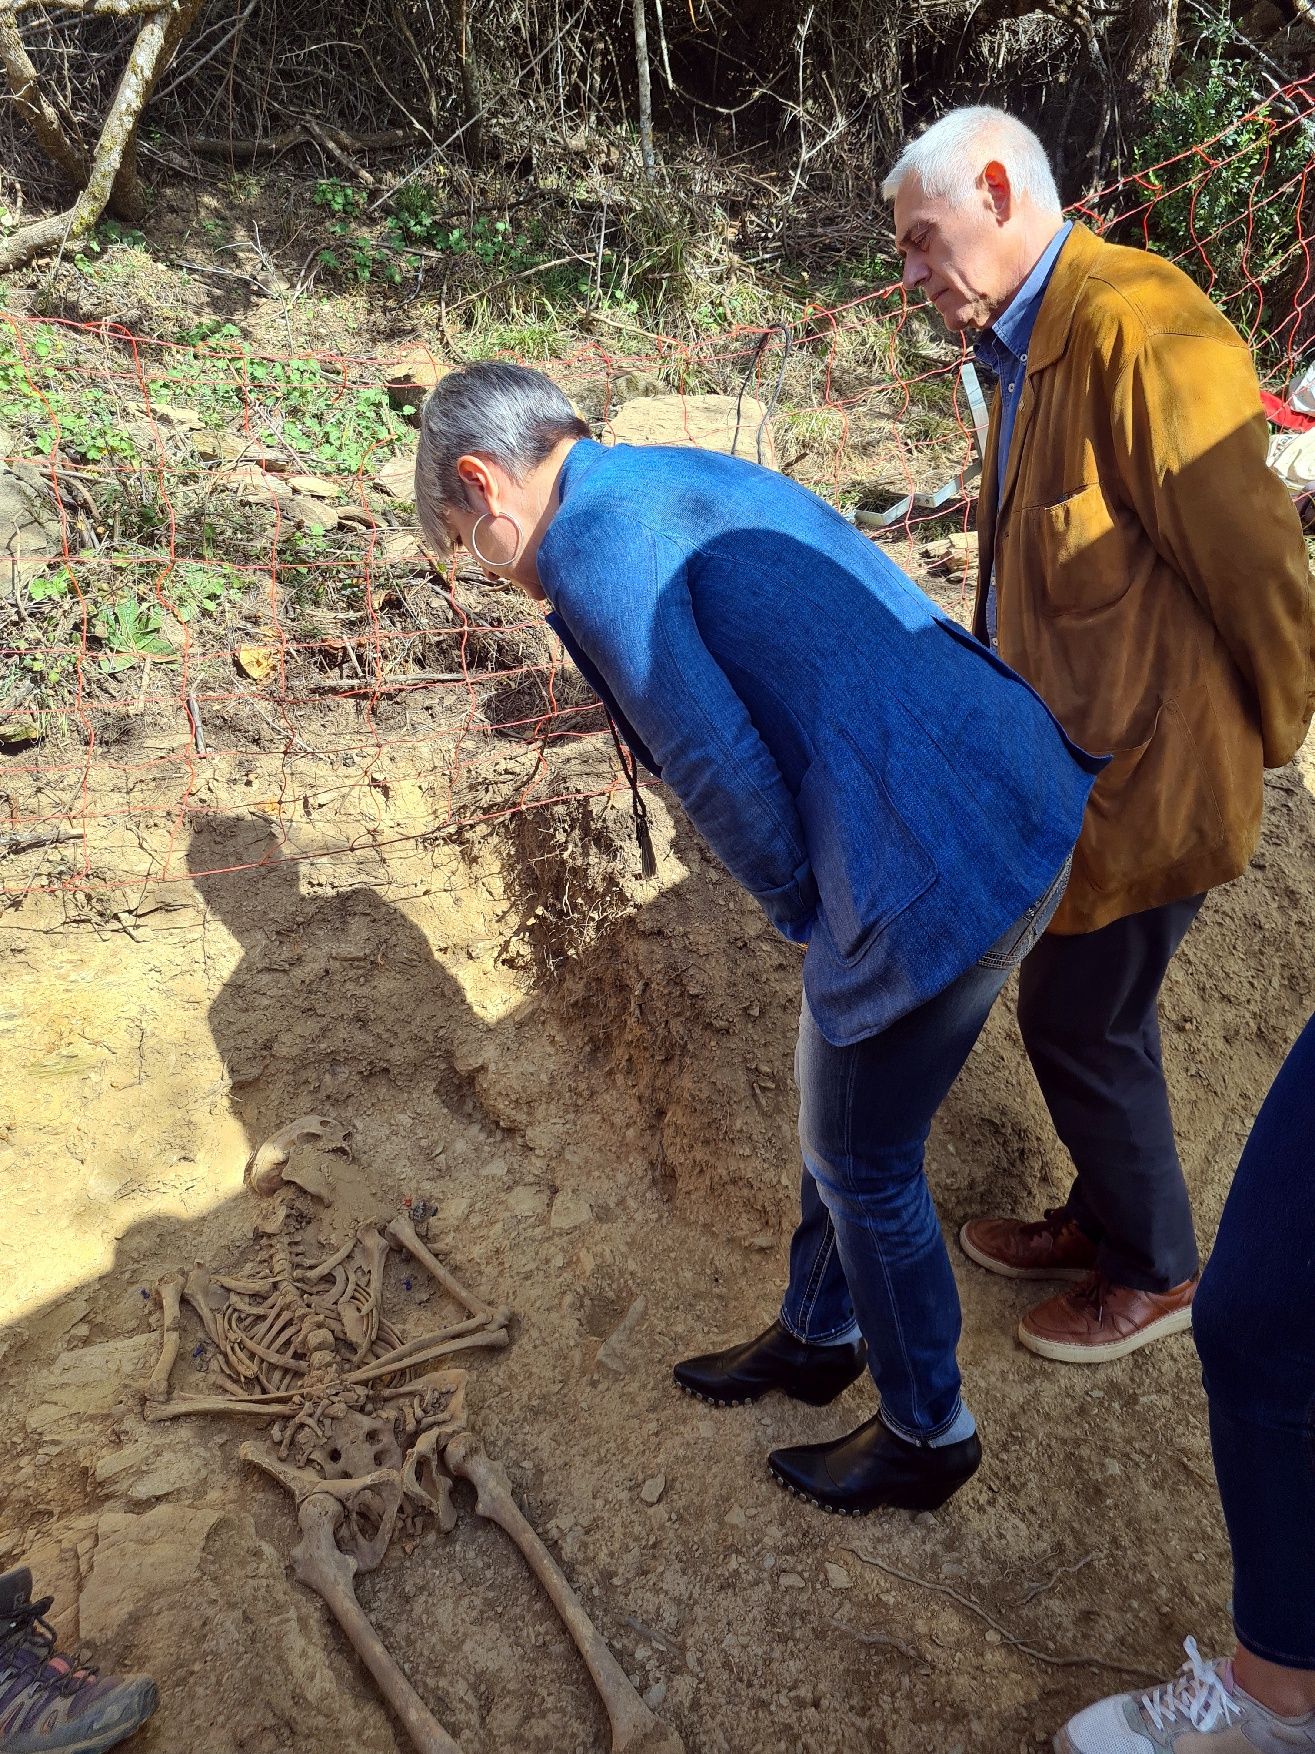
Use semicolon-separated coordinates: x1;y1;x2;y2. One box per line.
893;168;1018;333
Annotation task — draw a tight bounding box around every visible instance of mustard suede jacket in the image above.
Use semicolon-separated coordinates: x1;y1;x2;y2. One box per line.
975;221;1315;934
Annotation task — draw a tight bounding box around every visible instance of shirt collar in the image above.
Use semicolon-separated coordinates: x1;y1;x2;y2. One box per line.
975;220;1073;369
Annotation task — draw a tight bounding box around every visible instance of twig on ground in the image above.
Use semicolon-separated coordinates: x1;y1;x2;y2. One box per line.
1020;1552;1095;1605
1;827;80;855
840;1545;1162;1683
829;1619;929;1665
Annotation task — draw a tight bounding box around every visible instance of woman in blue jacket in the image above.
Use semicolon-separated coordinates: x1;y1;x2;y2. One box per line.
414;362;1105;1517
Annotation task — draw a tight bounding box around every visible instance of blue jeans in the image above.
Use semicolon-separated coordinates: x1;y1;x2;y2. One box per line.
1194;1012;1315;1669
779;859;1070;1443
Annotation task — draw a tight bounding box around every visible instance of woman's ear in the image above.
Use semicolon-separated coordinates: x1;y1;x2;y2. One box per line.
456;452;496;513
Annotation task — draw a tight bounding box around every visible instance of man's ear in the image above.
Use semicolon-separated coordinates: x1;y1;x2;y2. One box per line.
982;159;1012;224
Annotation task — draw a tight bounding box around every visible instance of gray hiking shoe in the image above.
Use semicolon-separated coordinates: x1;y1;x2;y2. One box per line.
0;1566;158;1753
1056;1639;1315;1751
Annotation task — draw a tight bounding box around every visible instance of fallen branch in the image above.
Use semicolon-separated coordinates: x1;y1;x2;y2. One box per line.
1;828;81;856
840;1545;1162;1684
186;126;419;164
829;1619;929;1665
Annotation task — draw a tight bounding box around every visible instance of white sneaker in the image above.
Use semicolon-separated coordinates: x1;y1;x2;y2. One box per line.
1055;1639;1315;1751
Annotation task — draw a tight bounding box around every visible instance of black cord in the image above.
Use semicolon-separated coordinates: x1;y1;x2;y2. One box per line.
732;324;793;465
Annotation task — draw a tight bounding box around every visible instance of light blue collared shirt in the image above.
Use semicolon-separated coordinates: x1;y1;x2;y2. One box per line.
974;221;1073;645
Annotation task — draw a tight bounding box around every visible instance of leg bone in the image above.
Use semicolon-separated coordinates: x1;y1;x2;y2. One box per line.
386;1213;508;1328
145;1270;186;1403
444;1434;683;1754
293;1490;464;1754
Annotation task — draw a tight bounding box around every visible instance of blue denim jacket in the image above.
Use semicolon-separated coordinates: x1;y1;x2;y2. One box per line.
540;440;1105;1046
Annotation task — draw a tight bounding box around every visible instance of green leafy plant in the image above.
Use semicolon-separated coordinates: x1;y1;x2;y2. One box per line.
167;562;243;622
26;566;74;604
1132;12;1312;353
93;598;176;671
313;179;366;221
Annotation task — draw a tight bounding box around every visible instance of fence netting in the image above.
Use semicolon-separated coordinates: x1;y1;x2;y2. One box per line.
2;76;1312;898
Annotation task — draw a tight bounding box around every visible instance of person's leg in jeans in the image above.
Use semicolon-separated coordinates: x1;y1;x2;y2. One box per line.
765;950;1027;1514
1195;1011;1315;1693
1017;896;1204;1293
675;863;1069;1505
1054;1015;1315;1751
779;957;1011;1439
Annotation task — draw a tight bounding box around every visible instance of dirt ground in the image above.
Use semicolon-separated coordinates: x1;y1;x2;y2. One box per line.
2;690;1314;1754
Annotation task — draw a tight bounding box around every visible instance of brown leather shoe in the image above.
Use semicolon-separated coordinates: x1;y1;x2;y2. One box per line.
959;1209;1098;1281
1018;1273;1198;1363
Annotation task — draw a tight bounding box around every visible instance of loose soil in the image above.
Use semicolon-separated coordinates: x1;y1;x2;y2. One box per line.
2;713;1313;1754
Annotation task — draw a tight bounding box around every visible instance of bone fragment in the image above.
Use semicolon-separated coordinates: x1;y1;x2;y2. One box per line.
402;1428;457;1532
303;1233;362;1280
343;1327;509;1387
182;1264;228;1348
354;1226;391;1360
142;1392;300;1422
385;1212;507;1326
145;1270;187;1402
245;1114;346;1195
595;1298;649;1376
444;1435;684;1754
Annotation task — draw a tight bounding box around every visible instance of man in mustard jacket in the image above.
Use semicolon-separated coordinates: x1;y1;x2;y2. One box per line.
882;106;1315;1363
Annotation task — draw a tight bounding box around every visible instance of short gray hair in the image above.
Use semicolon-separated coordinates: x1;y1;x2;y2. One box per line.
882;106;1061;214
414;361;588;551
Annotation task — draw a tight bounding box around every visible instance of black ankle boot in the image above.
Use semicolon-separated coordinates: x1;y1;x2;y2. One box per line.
768;1415;981;1515
674;1320;867;1409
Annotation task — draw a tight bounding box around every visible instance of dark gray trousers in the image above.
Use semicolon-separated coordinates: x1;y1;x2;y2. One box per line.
1017;894;1205;1292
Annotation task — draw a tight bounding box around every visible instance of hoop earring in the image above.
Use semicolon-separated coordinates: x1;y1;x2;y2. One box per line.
470;511;522;570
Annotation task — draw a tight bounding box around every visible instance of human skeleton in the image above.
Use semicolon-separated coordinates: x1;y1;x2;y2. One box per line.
141;1116;681;1754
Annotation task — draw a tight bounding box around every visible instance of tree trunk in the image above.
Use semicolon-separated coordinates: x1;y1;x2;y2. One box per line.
0;13;91;189
446;0;482;163
0;4;171;271
1123;0;1179;117
632;0;655;179
108;0;207;219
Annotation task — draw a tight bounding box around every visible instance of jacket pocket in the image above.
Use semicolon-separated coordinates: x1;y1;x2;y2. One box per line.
1080;694;1226;894
1020;481;1131;616
795;732;938;967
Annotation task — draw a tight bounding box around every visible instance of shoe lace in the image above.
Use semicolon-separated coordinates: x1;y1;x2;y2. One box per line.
1;1595;98;1702
1019;1208;1073;1244
1072;1273;1113;1322
1141;1639;1241;1733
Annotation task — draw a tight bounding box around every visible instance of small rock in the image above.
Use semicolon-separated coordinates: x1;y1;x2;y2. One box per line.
778;1571;806;1589
824;1563;851;1590
724;1507;747;1529
643;1681;668;1710
280;494;340;532
940;1561;968;1580
508;1186;547;1217
640;1474;666;1506
549;1190;592;1232
285;474;342;500
984;1630;1002;1646
126;1452;208;1502
595;1297;648;1375
94;1441;152;1486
